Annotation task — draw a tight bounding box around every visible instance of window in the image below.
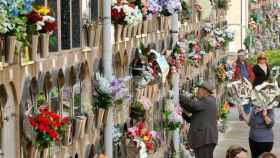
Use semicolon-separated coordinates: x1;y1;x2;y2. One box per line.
91;0;99;21
72;0;81;48
61;0;71;50
48;0;58;52
35;0;84;52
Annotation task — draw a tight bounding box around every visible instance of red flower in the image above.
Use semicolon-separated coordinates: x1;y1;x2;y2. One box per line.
145;142;153;151
61;117;69;124
48;130;58;140
38;124;49;133
137;122;145;129
26;11;43;23
38;114;49;125
40;21;57;33
49;113;60;120
28;117;37;127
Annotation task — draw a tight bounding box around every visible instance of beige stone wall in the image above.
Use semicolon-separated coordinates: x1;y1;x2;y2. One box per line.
226;0;249;53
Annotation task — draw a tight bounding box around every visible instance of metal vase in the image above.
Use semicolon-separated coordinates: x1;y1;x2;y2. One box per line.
39;33;49;58
30;35;39;61
114;25;122;42
5;36;16;64
88;27;95;47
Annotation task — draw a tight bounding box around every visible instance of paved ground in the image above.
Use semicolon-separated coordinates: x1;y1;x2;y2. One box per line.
214;108;280;158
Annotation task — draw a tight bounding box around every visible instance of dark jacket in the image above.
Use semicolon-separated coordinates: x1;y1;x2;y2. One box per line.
253;64;270;87
180;95;218;149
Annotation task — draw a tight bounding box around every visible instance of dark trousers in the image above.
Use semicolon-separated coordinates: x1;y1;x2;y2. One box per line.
194;144;216;158
249;139;273;158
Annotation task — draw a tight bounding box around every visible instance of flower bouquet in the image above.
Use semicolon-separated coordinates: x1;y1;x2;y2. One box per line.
112;1;143;41
159;0;182;16
126;122;161;158
216;63;233;83
168;42;186;73
31;4;57;58
27;106;69;156
218;101;230;133
92;73;131;127
0;0;34;64
132;44;168;87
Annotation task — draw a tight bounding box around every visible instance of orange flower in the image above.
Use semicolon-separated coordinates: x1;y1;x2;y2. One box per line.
99;154;107;158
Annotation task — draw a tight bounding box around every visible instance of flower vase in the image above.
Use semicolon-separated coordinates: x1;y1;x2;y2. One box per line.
85;114;95;133
21;46;30;63
41;148;50;158
29;35;39;61
5;36;16;64
102;108;111;125
127;25;133;39
132;24;138;37
94;25;102;46
63;124;72;145
30;147;39;158
121;26;128;41
88;27;95;47
39;33;49;58
115;25;122;42
95;108;106;128
74;116;87;139
142;20;148;34
137;23;142;36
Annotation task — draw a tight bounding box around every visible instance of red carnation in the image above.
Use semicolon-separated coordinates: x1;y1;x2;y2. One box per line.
40;22;57;33
38;124;49;133
48;130;58;140
145;142;153;151
49;113;60;120
26;11;43;23
138;122;145;129
28;117;37;127
38;114;49;125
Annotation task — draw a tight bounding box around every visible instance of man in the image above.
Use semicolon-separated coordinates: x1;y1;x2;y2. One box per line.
232;49;255;114
180;81;218;158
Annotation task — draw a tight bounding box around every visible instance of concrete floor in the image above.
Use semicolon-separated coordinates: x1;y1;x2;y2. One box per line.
214;108;280;158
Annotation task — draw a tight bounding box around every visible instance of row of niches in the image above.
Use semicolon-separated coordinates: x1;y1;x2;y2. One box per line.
19;61;102;158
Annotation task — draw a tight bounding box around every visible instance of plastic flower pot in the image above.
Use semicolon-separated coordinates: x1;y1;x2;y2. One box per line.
5;36;16;64
137;23;142;36
41;148;49;158
63;123;72;145
85;114;95;133
127;25;133;39
39;33;49;58
74;116;87;139
30;146;39;158
94;25;102;46
95;108;106;128
88;26;95;47
21;46;30;63
29;35;39;61
132;24;138;37
115;25;123;42
121;26;128;41
142;20;148;34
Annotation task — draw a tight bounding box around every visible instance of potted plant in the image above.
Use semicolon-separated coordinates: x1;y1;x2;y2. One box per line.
0;0;32;64
25;8;45;61
28;107;69;158
32;5;57;58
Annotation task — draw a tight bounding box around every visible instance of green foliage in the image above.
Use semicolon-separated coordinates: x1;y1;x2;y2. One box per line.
162;111;180;131
94;85;113;109
213;0;230;10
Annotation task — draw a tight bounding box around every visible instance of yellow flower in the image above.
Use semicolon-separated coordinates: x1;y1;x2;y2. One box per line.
143;135;151;142
33;5;50;16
